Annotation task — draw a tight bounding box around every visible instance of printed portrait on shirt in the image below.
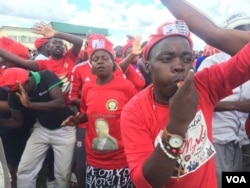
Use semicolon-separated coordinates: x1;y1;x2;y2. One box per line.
92;118;118;151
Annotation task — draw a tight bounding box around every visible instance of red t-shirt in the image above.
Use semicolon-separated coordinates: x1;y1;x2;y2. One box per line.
80;75;137;169
69;61;96;128
70;61;125;103
125;64;146;92
121;42;250;188
115;57;123;63
36;49;77;103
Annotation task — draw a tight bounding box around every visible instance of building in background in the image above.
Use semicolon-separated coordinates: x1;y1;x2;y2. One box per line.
0;21;109;50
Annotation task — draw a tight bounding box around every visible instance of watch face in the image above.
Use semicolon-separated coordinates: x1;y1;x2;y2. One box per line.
169;137;183;148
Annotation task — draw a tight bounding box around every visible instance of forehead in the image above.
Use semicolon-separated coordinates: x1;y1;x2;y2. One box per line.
49;38;63;44
151;36;191;55
92;50;111;57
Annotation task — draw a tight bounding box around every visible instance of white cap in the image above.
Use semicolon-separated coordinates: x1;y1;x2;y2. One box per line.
223;13;250;29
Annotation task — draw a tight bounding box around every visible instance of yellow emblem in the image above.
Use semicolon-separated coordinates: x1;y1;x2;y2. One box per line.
106;99;118;111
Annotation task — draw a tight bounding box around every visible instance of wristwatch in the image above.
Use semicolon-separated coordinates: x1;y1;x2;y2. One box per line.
162;128;184;148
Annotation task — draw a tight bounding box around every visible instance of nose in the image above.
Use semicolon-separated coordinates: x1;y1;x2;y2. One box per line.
96;58;104;64
171;58;186;73
173;65;185;73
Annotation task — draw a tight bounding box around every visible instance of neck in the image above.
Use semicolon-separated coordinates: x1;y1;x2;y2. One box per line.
96;74;114;85
152;87;169;105
51;54;63;60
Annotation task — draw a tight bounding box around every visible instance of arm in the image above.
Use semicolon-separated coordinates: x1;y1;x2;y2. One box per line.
54;32;83;57
0;100;9;113
32;22;83;57
143;70;198;187
119;35;143;72
61;112;88;126
0;49;38;71
0;111;24;128
16;81;66;111
119;53;137;72
160;0;250;56
215;100;250;113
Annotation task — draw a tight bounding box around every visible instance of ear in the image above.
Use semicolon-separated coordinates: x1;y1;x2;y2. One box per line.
112;61;117;72
91;67;96;75
145;61;151;74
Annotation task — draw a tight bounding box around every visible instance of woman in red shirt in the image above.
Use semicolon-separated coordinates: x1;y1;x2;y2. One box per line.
62;35;137;188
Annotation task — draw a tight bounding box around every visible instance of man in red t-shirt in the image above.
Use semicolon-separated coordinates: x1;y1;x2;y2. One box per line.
0;22;83;104
120;18;250;188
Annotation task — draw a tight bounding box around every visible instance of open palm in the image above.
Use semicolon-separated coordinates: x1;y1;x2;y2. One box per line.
31;22;56;38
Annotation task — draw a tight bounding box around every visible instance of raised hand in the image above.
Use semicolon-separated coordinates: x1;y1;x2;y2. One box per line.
167;69;199;137
132;35;143;55
15;81;31;108
31;22;56;38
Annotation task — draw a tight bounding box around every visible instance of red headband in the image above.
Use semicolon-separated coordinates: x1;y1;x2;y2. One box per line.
34;37;49;49
87;34;115;60
0;68;29;91
143;20;193;61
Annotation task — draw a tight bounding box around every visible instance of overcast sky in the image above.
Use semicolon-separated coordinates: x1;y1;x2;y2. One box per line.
0;0;249;50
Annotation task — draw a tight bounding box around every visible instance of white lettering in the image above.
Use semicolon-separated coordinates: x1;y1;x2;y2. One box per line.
226;176;246;183
240;176;246;183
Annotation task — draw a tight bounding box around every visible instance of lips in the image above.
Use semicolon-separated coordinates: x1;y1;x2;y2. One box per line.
173;76;185;84
56;49;62;53
54;47;63;53
96;66;105;71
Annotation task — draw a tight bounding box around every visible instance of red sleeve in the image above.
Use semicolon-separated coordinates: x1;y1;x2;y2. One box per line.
218;42;250;90
66;48;78;61
194;42;250;104
114;64;126;78
36;59;49;71
69;65;82;102
125;64;146;92
80;84;88;114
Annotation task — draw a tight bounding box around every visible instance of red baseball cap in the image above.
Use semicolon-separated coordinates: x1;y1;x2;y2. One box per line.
0;67;29;92
143;20;193;61
0;37;30;59
86;34;115;60
34;37;49;49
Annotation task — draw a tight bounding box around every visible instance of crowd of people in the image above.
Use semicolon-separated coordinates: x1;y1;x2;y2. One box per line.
0;0;250;188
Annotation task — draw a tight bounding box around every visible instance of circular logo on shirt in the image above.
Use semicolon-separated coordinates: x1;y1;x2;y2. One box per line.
64;62;68;68
106;99;118;111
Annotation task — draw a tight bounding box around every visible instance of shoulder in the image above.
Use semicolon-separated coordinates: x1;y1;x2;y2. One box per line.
123;86;151;110
39;70;61;84
72;61;91;72
113;76;134;86
40;70;56;77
